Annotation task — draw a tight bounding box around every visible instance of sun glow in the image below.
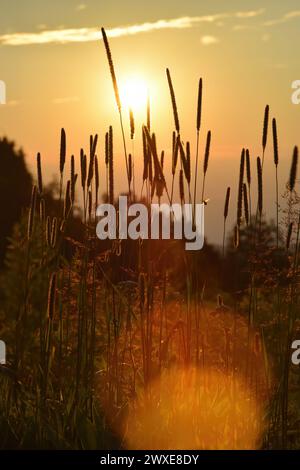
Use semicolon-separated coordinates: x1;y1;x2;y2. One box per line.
125;368;265;450
120;76;149;113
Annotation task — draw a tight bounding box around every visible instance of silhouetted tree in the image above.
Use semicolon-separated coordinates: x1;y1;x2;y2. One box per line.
0;137;32;264
223;219;289;295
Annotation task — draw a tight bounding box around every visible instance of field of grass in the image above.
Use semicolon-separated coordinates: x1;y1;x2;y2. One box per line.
0;28;300;450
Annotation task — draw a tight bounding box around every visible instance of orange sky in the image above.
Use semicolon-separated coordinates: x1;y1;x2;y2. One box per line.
0;0;300;243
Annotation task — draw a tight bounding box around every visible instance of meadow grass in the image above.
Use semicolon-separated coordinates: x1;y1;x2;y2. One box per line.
0;28;300;450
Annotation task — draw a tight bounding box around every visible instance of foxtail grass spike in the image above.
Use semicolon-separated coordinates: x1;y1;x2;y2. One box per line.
27;185;37;240
64;180;71;219
178;139;189;182
172;135;179;176
87;150;94;188
95;156;99;201
101;27;121;111
257;156;263;215
39;198;45;223
47;272;57;320
37;152;43;194
105;132;109;166
128;154;132;183
71;154;75;184
272;118;278;166
129;108;135;140
80;149;87;190
60;128;66;175
185;142;191;184
109;126;114;205
237;149;245;227
71;174;77;205
179;169;184;203
88;190;92;220
142;130;148;181
224;187;230;219
70;155;75;204
143;127;166;187
262;105;269;153
148;148;153;184
203;131;211;174
91;134;98;159
243;183;249;226
50;217;57;248
50;218;57;247
166;68;180;133
172;131;176;155
246;149;251;185
156;179;164;199
289;146;298;191
196;78;202;132
151;132;159;180
160;150;165;170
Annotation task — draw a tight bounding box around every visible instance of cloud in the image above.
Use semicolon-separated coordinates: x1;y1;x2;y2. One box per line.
235;8;265;18
0;10;265;46
264;10;300;26
201;35;219;45
0;28;99;45
286;10;300;19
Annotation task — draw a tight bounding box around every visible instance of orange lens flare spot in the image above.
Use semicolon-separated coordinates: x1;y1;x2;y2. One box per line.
125;368;265;450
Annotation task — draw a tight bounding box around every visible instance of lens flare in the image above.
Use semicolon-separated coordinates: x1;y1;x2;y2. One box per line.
125;367;265;450
98;301;271;450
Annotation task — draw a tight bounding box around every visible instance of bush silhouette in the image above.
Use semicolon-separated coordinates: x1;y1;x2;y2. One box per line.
0;137;32;264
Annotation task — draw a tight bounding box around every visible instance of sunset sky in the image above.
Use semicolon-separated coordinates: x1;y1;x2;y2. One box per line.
0;0;299;243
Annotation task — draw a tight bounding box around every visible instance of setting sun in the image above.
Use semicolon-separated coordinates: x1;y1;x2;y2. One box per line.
120;76;149;113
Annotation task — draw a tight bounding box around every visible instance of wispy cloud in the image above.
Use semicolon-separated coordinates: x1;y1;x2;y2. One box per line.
264;10;300;26
235;8;265;18
0;28;99;45
0;10;265;46
201;35;219;45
